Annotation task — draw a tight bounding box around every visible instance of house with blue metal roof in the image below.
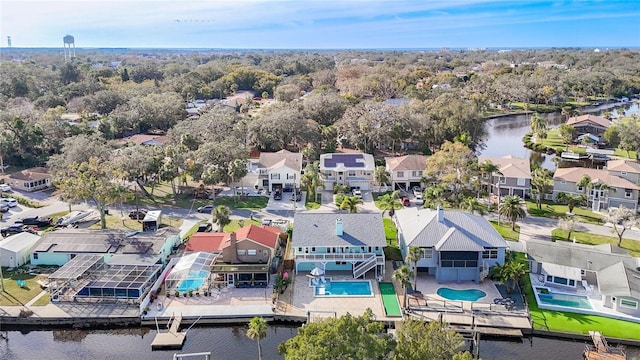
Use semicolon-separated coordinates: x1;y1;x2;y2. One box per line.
395;206;509;283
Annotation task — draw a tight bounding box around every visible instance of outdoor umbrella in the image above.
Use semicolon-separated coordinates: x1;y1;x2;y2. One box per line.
310;267;325;277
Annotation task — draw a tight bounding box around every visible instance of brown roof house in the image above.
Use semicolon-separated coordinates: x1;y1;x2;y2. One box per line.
385;154;429;191
478;155;532;198
6;167;51;192
553;164;640;211
566;114;611;140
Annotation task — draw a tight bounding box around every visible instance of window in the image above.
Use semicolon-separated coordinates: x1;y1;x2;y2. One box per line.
569;279;575;286
517;178;525;186
271;173;280;180
287;174;296;179
499;177;506;184
33;253;39;260
482;248;498;259
237;249;246;256
263;250;268;257
621;172;628;176
311;247;316;252
397;171;404;178
348;171;356;177
553;277;568;285
546;275;553;282
625;189;632;198
561;181;566;184
620;299;638;309
298;247;302;252
412;171;421;177
577;186;584;192
423;248;433;258
247;249;257;256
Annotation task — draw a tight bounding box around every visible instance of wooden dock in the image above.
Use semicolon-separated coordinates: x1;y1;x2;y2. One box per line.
151;313;186;350
583;331;626;360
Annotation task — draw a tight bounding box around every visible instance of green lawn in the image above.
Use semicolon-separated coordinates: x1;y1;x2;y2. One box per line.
223;218;262;232
305;193;321;210
88;213;183;230
551;229;640;257
522;273;640;340
490;220;520;242
0;269;46;306
379;282;402;317
525;200;603;225
383;218;397;246
210;196;269;209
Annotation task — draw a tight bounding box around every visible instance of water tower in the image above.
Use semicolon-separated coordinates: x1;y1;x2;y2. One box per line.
63;35;75;61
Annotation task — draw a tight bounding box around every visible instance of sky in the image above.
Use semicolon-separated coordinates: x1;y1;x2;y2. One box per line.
1;0;639;49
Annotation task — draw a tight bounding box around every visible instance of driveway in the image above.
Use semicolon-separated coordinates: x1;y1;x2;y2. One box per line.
517;216;557;243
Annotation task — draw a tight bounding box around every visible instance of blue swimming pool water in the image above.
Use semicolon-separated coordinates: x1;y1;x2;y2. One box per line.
437;287;487;301
536;288;592;309
177;271;208;293
315;280;373;297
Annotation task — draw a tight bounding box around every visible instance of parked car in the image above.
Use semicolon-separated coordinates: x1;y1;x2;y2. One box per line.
261;219;272;226
0;198;18;207
412;186;422;197
197;223;213;232
273;189;283;200
128;209;148;220
15;216;52;227
290;190;302;202
0;184;11;192
1;224;24;237
401;197;410;207
0;203;8;213
197;205;215;213
352;188;362;198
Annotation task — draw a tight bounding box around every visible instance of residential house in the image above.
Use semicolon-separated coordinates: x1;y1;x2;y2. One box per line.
319;153;375;190
5;167;51;192
395;206;509;283
552;165;640;211
119;134;169;146
567;114;610;141
291;213;386;279
30;227;181;267
478;155;532;198
527;239;640;318
186;224;282;287
0;232;40;268
244;150;302;192
385;154;428;191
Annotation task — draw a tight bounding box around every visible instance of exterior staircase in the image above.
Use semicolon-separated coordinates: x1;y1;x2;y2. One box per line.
352;254;377;279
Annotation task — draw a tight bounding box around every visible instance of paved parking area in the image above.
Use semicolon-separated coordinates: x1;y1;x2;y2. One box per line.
265;190;306;211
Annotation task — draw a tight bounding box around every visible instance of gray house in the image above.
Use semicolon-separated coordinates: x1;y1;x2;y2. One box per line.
527;239;640;318
478;155;531;198
553;165;640;211
395;206;509;283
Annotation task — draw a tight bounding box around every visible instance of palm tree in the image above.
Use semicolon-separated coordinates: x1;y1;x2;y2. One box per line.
498;195;526;231
212;205;231;231
498;261;527;294
392;265;413;308
301;161;323;201
377;190;400;216
246;316;268;360
478;160;501;199
530;112;548;141
405;247;424;292
374;166;390;192
577;174;592;198
339;195;363;213
463;196;484;215
423;184;445;209
555;192;587;213
530;168;551;210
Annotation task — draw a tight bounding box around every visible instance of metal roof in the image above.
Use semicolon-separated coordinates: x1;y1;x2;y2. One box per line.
292;213;387;248
0;232;40;253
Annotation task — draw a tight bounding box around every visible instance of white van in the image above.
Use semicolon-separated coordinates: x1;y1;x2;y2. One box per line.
0;198;18;207
0;184;10;192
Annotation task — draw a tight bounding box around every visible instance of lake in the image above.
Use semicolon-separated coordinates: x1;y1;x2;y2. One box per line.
480;102;640;169
1;327;638;360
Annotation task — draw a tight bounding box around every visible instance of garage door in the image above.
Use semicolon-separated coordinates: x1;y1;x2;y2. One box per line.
349;181;370;190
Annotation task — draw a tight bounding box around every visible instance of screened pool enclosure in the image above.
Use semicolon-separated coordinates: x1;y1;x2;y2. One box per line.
165;252;216;295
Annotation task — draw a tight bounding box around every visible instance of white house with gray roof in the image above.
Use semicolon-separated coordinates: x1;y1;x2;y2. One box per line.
527;239;640;319
478;155;531;198
291;213;386;279
395;206;509;283
319;153;375;191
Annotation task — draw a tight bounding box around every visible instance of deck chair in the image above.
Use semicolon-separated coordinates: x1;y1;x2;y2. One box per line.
320;276;327;284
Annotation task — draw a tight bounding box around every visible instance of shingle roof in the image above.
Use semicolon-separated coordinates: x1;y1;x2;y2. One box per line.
395;207;508;250
258;150;302;171
478;155;531;179
385;154;428;172
9;167;50;181
292;213;386;248
553;167;640;190
607;159;640;174
567;114;610;128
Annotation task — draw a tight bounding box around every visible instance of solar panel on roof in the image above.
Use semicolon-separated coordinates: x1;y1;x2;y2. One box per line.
323;154;365;168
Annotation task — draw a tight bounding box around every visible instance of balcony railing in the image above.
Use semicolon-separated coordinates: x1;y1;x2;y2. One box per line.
295;252;384;263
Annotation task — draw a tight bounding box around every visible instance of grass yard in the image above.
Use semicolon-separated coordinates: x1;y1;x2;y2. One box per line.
551;229;640;257
490;220;520;242
223;219;262;232
383;218;397;246
210;196;269;210
522;274;640;340
306;193;321;210
526;200;603;225
88;213;183;230
0;270;46;306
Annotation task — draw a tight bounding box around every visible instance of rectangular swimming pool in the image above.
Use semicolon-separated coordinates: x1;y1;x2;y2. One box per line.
315;280;373;297
535;287;592;309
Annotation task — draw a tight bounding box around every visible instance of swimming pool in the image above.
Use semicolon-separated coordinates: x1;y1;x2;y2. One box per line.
437;287;487;301
177;271;209;293
535;287;592;309
315;280;373;297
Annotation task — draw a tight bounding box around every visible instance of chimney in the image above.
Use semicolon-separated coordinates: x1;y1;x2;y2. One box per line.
437;205;444;223
336;218;343;236
228;232;239;264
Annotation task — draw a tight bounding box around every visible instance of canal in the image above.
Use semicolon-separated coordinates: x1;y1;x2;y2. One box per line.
0;327;638;360
479;102;640;170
